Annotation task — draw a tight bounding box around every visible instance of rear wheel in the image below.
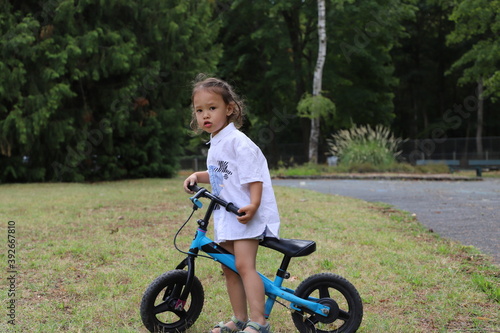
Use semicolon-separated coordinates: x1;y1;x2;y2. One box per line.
140;270;204;333
291;273;363;333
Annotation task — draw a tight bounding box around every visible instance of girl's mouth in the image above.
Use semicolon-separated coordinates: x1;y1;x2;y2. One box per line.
204;121;212;128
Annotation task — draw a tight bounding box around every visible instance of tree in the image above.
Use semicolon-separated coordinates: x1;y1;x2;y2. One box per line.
308;0;328;163
216;0;413;164
447;0;500;157
447;0;500;100
325;0;418;129
215;0;313;165
0;0;221;182
392;0;459;139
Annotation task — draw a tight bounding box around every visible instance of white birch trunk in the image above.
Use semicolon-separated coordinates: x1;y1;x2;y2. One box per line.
309;0;327;163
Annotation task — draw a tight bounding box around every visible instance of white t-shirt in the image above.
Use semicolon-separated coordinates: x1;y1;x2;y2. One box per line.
206;123;280;243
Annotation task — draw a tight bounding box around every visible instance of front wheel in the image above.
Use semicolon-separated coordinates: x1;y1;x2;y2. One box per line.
291;273;363;333
140;269;204;333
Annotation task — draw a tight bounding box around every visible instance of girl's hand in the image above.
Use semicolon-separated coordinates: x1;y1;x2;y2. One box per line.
183;171;210;194
236;203;258;224
237;181;263;224
184;173;198;194
183;174;199;194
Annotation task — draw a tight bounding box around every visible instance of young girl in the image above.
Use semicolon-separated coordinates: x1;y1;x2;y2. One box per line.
183;76;280;333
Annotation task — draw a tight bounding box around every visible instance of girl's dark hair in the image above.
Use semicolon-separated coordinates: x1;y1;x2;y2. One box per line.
190;74;245;131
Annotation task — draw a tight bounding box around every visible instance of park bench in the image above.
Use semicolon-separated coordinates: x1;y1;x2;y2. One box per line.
465;160;500;176
416;159;500;177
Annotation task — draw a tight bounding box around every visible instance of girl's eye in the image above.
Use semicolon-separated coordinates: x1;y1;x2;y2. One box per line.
210;106;216;110
196;109;202;113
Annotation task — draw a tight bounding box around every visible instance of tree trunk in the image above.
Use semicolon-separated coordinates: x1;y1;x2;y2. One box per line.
282;8;306;103
476;79;484;159
309;0;326;163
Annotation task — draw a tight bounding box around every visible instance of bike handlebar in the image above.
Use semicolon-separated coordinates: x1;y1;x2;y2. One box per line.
187;183;202;193
188;184;244;217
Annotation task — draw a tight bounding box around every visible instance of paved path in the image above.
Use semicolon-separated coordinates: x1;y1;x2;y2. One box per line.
273;178;500;265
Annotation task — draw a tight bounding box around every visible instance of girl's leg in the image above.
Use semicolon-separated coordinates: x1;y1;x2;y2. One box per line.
233;239;267;329
212;241;248;333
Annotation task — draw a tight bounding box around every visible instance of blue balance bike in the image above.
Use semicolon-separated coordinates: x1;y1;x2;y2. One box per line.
140;185;363;332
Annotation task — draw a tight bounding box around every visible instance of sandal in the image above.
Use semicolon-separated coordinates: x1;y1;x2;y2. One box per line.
211;315;249;333
239;321;272;333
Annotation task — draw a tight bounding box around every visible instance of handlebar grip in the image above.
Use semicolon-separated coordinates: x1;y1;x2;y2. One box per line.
188;183;201;192
226;203;245;217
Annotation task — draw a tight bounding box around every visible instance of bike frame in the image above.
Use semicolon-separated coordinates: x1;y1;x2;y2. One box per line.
174;188;330;320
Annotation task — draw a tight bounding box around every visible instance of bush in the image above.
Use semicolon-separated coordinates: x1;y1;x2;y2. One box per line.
327;124;405;168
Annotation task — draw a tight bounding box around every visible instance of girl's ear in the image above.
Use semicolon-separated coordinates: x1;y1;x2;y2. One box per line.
226;102;235;116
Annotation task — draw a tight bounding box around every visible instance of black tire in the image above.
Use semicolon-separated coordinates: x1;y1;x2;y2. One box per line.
140;269;204;333
291;273;363;333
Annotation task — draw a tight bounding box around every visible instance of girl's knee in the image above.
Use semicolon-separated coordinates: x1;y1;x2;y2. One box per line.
235;261;255;277
221;263;237;276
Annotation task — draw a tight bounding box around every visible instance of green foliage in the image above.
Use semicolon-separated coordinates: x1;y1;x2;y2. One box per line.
216;0;415;152
327;124;405;167
1;0;499;182
215;0;309;150
341;141;395;166
0;0;221;182
447;0;500;100
297;93;336;119
391;0;500;140
324;0;417;128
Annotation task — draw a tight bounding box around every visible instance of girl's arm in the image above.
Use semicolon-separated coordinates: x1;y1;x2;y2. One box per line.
183;171;210;193
237;181;263;224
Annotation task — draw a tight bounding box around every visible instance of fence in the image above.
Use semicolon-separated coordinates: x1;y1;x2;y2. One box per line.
180;137;500;170
400;136;500;164
179;143;310;171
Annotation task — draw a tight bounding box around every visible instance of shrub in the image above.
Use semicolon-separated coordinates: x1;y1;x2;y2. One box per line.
327;124;405;168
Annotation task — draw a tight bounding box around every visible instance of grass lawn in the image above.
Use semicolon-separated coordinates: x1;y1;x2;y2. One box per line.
0;178;498;332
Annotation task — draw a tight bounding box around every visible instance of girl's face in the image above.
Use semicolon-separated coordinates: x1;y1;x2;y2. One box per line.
193;89;233;136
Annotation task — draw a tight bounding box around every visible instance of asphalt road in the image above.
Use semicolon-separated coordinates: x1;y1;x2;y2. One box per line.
273;178;500;265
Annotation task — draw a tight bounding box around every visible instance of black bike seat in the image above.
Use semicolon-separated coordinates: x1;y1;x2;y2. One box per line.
260;237;316;258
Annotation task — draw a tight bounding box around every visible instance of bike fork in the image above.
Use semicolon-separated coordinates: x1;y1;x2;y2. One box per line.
174;254;197;311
